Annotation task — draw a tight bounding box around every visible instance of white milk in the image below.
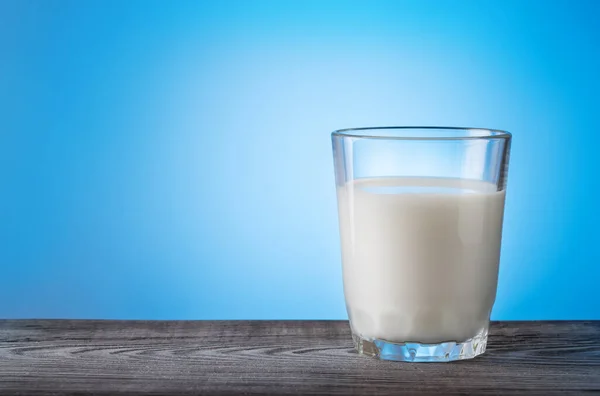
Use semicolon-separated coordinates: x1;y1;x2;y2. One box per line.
336;177;506;344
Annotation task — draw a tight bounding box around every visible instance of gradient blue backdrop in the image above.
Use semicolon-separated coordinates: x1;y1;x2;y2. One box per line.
1;0;599;320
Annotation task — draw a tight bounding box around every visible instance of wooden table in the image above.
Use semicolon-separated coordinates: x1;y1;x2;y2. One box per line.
0;320;598;395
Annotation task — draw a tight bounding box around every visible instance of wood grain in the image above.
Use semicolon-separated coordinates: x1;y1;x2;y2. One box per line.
0;320;598;395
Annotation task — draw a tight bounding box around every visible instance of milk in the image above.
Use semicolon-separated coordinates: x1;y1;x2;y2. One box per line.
336;177;506;344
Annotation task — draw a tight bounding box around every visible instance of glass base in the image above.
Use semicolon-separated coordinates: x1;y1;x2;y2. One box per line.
352;328;488;362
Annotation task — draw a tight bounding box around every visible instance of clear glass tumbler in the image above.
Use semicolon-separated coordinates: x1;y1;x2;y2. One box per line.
332;127;511;362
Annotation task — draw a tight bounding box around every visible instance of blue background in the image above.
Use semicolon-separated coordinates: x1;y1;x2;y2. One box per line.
1;0;599;320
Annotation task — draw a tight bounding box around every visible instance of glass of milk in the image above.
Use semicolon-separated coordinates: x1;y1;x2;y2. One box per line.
332;127;511;362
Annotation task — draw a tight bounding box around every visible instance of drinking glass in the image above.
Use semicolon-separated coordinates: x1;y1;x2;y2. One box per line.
331;127;511;362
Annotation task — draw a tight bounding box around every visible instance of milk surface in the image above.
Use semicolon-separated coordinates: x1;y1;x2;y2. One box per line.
336;177;506;344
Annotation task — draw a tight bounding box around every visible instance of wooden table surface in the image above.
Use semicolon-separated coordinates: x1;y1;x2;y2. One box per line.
0;320;599;395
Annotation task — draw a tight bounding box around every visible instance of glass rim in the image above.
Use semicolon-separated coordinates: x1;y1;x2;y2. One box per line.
331;126;512;141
